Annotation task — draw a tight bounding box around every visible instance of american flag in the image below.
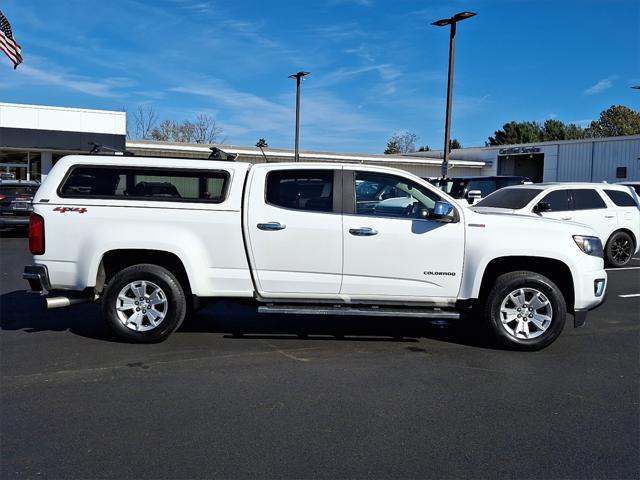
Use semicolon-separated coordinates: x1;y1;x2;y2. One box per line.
0;10;22;69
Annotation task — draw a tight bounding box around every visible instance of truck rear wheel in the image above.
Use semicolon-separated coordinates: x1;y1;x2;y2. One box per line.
102;264;187;343
483;271;566;351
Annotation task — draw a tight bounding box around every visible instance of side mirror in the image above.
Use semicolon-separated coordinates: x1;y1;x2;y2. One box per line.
533;202;551;213
431;201;456;223
466;189;482;204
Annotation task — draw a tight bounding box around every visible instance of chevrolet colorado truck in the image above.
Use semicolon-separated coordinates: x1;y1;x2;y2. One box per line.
23;155;608;350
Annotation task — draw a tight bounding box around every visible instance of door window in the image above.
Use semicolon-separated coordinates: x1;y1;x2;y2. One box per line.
571;189;606;210
266;169;334;213
539;190;570;211
354;172;440;218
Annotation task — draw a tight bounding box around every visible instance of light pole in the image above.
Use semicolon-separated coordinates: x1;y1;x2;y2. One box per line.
288;71;310;162
432;11;476;179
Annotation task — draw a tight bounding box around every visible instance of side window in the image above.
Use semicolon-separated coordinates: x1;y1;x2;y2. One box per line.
571;189;607;210
604;189;638;207
355;171;440;218
59;166;229;202
539;190;570;211
266;169;334;213
467;179;497;197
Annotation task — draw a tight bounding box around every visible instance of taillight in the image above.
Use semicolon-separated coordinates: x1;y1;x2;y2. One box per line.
0;195;6;201
29;213;45;255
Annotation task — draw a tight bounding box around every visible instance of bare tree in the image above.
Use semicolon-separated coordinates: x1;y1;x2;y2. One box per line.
131;105;158;140
151;120;176;142
193;114;223;144
384;131;418;154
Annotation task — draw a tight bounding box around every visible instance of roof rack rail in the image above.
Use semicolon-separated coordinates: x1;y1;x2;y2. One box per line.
209;147;237;161
88;142;135;156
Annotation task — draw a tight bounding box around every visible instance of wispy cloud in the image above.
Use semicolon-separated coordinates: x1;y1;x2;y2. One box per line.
584;77;615;95
329;0;373;6
14;64;133;98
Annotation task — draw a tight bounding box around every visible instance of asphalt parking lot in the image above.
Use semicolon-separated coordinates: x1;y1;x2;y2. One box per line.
1;231;639;480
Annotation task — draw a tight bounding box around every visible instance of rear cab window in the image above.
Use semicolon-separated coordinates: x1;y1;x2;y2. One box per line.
475;188;541;209
58;166;229;203
265;169;335;213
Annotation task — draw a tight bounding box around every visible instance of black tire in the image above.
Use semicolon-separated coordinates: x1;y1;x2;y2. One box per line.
483;271;567;351
605;231;634;268
102;264;187;343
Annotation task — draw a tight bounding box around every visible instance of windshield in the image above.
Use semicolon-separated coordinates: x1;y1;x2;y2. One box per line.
475;188;541;209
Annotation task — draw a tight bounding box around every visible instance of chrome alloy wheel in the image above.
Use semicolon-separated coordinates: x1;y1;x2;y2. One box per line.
499;288;553;340
612;236;632;264
116;280;168;332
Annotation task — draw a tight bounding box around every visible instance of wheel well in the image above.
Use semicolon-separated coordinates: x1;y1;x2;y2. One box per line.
479;256;574;313
97;249;192;294
606;228;637;250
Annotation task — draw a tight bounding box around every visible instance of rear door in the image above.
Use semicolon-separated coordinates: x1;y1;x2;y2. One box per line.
245;166;343;296
568;188;616;241
341;169;464;300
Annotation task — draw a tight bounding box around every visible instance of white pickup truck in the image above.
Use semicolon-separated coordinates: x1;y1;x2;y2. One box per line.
24;155;608;350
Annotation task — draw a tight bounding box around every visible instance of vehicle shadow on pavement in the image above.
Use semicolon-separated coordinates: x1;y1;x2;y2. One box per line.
0;292;494;348
185;301;495;349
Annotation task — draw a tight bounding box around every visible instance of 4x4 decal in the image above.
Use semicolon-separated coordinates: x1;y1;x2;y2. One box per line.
53;207;87;214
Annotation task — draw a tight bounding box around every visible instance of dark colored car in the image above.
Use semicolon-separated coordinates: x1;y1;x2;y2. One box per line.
426;175;532;204
0;181;40;228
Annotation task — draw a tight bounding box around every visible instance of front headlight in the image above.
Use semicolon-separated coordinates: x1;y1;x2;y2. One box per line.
573;235;603;257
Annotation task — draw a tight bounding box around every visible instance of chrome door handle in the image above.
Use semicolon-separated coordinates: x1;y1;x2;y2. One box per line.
257;222;286;231
605;215;615;218
561;217;572;220
349;227;378;236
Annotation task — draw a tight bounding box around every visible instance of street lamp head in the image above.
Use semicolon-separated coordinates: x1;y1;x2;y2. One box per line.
453;11;477;21
288;71;310;79
432;11;477;26
631;86;640;90
432;18;451;27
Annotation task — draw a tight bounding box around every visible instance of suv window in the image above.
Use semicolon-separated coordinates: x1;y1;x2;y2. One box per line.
59;166;229;203
604;189;638;207
266;170;334;212
355;172;440;218
571;189;606;210
475;188;541;209
539;189;570;211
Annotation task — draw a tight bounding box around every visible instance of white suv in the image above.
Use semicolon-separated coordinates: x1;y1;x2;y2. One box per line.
472;183;640;267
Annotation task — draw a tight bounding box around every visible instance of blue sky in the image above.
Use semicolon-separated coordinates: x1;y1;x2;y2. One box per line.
1;0;638;152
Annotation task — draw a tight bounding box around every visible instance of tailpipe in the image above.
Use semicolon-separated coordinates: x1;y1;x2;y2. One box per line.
46;294;91;309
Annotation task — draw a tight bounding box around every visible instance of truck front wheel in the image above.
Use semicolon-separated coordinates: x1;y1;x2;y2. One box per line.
483;271;566;351
102;264;187;343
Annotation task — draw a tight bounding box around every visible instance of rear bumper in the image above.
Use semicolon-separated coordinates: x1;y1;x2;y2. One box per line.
23;265;51;294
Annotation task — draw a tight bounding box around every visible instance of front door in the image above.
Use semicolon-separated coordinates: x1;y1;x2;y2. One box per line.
341;170;465;300
246;166;343;296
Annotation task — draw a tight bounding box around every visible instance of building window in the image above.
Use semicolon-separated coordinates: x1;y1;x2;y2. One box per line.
616;167;627;179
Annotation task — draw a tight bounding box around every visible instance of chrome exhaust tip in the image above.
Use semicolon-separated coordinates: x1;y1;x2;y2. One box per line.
46;295;91;309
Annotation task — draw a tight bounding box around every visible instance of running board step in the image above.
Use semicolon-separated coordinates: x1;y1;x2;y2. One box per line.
258;304;460;319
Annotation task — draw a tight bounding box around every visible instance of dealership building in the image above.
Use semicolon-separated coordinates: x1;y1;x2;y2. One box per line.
1;102;638;183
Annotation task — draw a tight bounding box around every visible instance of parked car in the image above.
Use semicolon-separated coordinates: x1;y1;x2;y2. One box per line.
23;155;608;350
472;183;640;267
0;180;40;229
427;176;532;205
